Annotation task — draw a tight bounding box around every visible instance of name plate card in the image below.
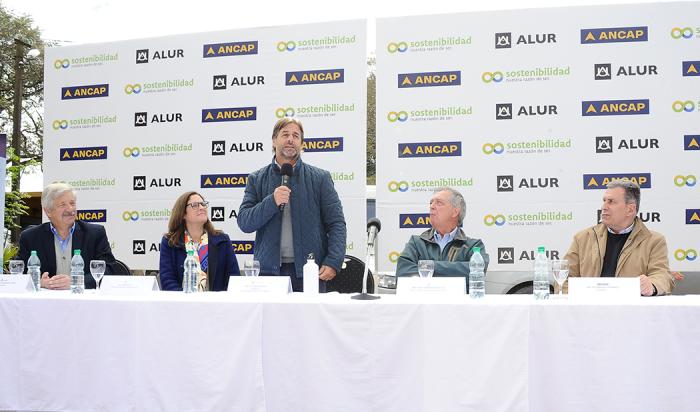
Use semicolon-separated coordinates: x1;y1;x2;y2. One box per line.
396;277;466;297
227;276;292;295
100;276;159;293
568;277;640;300
0;275;33;293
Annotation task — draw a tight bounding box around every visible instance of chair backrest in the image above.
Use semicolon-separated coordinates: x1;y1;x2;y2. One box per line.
112;259;131;276
326;255;374;294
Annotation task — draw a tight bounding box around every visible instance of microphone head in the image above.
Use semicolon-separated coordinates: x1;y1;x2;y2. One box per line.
280;163;293;177
367;217;381;233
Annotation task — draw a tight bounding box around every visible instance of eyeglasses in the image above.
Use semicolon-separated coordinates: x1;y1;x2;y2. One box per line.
187;201;209;209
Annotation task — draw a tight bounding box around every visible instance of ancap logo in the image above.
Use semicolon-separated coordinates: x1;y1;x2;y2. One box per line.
387;42;408;53
77;209;106;223
122;211;140;221
123;147;140;158
275;107;295;118
484;214;506;226
52;120;68;130
582;99;649;116
686;209;700;225
277;41;296;52
685;135;700;151
583;173;651;189
54;59;70;69
682;61;700;77
580;26;648;44
596;136;613;153
61;84;109;100
496;103;512;120
387;111;408;122
497;175;514;192
231;241;255;254
482;143;505;155
482;71;504;83
124;84;142;94
133;240;146;254
388;181;409;192
674;249;697;261
203;41;258;57
498;247;515;264
672;101;696;112
674;175;697;187
136;49;149;63
388;251;401;263
671;27;695;39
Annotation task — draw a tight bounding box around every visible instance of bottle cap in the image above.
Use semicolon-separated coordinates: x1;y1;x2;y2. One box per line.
307;253;314;260
537;246;545;252
74;249;82;255
472;247;481;253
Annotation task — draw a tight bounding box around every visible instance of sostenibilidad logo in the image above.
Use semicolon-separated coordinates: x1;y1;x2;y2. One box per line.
51;115;117;131
482;138;572;155
386;36;471;53
53;53;118;70
481;66;570;84
274;103;355;119
276;35;356;52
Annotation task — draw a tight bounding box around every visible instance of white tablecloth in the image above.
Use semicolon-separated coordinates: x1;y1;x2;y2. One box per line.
1;292;698;412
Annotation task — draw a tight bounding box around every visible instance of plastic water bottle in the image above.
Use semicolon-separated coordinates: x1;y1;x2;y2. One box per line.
303;253;319;294
469;247;485;299
27;251;41;292
533;246;550;300
70;250;85;294
183;250;198;293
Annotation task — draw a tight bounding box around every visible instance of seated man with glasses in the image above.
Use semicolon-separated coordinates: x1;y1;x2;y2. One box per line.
159;191;240;291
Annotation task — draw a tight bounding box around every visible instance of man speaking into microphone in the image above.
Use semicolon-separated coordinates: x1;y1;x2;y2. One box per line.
237;117;346;292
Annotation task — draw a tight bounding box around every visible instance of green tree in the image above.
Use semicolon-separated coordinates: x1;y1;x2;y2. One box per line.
366;56;376;185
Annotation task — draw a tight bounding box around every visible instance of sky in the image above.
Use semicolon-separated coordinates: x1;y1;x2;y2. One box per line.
2;0;684;50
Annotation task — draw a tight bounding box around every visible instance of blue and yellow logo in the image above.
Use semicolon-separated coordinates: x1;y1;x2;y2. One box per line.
482;142;505;155
674;248;697;261
387;42;408;53
52;120;69;130
671;27;697;39
398;142;461;158
77;209;106;222
388;251;401;263
124;84;142;94
59;146;108;161
54;59;70;69
481;71;504;83
275;107;295;118
122;211;140;221
398;71;461;88
685;135;700;150
686;209;700;224
683;61;700;77
399;213;431;228
201;174;248;188
580;26;648;44
387;111;408;122
387;181;409;192
202;107;256;123
302;137;343;152
123;147;140;158
61;84;109;100
672;100;696;112
583;173;651;189
231;240;254;254
202;41;258;58
285;69;344;86
674;175;697;187
582;99;649;116
484;214;506;226
276;41;297;52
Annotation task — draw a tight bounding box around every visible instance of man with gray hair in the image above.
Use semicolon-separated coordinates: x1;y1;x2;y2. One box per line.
396;187;489;278
564;180;674;295
17;182;116;290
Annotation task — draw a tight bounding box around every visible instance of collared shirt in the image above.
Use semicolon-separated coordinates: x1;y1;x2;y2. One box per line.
607;222;635;235
50;222;76;253
434;226;459;252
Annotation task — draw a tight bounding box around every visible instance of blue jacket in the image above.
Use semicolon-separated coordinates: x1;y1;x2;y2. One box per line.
159;232;240;291
237;158;346;276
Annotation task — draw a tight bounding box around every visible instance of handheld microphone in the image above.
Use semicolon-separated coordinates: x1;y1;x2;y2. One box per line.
367;217;381;248
279;163;293;212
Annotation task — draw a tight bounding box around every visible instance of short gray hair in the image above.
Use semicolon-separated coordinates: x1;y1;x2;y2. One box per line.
434;187;466;225
42;182;76;210
606;180;640;212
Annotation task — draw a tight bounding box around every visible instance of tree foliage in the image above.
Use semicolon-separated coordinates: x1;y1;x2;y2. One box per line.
366;56;376;185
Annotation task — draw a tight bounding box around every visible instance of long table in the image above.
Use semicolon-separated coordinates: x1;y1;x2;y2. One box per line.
1;292;698;412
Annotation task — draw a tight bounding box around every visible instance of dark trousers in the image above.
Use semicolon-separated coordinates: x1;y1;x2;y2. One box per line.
278;262;326;293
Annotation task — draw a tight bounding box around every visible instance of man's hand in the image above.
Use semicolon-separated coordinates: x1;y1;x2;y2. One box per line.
41;273;71;290
273;186;291;207
319;265;337;281
639;275;655;296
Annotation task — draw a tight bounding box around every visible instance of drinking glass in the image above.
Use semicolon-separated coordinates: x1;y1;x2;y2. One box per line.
9;260;25;275
90;260;106;291
243;260;260;277
418;260;434;278
551;259;569;296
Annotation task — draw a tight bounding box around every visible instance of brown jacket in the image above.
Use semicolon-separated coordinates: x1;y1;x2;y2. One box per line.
563;218;674;295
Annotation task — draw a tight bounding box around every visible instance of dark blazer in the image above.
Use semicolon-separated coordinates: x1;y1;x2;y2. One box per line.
159;232;240;291
17;221;117;289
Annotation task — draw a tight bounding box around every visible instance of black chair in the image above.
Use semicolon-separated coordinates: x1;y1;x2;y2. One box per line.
326;255;374;294
112;259;131;276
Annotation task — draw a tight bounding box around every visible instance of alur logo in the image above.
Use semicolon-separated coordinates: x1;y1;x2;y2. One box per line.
495;32;557;48
135;48;184;63
594;63;658;80
595;136;659;153
496;103;558;120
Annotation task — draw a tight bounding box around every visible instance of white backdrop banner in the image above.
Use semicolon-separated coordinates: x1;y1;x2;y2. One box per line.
44;20;367;270
376;2;699;273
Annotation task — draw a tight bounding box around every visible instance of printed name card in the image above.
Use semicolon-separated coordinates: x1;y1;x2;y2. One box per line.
100;276;160;293
0;275;33;293
568;277;640;300
227;276;292;295
396;277;466;296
